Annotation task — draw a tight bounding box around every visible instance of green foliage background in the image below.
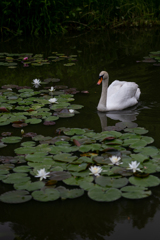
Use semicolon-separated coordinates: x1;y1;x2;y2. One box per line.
0;0;160;35
1;0;160;35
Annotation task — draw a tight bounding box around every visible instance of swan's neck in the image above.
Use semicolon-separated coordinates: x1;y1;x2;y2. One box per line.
97;78;109;112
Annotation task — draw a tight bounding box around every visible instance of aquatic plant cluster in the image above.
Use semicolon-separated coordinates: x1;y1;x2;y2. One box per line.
137;50;160;66
0;77;160;203
0;52;77;68
1;0;160;35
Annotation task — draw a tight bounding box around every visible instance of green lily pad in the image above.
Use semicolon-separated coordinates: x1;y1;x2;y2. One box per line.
129;175;160;187
88;188;121;202
121;186;151;199
32;188;60;202
67;163;88;172
64;63;75;66
124;127;148;135
50;171;71;180
63;176;93;186
57;186;84;199
64;128;86;135
79;144;101;152
95;176;128;188
14;181;45;191
25;119;42;124
1;136;22;143
130;153;149;162
68;104;84;109
13;166;31;173
134;146;159;156
0;190;32;203
2;173;30;184
53;153;77;163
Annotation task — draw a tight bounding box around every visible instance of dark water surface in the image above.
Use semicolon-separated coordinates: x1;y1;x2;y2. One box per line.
1;28;160;239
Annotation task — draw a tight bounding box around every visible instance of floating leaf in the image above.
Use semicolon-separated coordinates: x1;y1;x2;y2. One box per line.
1;136;22;144
95;176;128;188
0;190;32;203
129;175;160;187
3;173;30;184
53;153;77;163
88;188;121;202
50;171;71;180
32;188;60;202
57;186;84;199
121;186;151;199
14;181;45;191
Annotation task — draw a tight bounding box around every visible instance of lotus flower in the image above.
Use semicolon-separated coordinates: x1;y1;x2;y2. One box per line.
35;168;50;181
48;98;58;104
23;57;28;61
109;156;122;165
89;166;102;176
128;161;141;173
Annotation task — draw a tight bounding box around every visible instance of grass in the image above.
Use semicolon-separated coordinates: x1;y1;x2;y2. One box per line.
1;0;160;36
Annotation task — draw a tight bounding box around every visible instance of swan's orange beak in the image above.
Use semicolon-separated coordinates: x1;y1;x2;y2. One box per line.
97;77;103;85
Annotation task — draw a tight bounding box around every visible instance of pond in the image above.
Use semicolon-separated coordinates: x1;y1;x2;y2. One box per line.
1;28;160;240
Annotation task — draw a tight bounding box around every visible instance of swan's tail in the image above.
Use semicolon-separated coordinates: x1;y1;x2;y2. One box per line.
135;88;141;100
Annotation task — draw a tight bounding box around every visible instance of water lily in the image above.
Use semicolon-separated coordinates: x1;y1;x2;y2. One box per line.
21;129;24;134
109;156;122;165
128;161;141;173
48;98;58;104
35;168;50;181
23;57;28;61
89;166;102;176
69;109;74;113
7;88;12;91
49;86;55;92
32;79;41;87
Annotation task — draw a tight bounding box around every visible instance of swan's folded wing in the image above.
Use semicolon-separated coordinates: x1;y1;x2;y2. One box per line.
107;81;140;111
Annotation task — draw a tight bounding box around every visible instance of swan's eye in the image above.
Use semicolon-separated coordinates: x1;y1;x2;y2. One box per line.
99;75;104;79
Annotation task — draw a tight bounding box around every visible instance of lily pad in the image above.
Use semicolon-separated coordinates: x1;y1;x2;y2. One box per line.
50;171;71;180
129;175;160;187
0;190;32;203
32;188;60;202
121;186;152;199
57;186;84;199
88;188;121;202
1;136;22;144
14;181;45;191
95;176;128;188
3;173;30;184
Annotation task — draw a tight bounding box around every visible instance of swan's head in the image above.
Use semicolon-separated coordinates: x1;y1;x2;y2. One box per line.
97;71;109;85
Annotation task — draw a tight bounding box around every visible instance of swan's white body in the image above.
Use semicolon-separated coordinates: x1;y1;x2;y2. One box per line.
97;71;141;112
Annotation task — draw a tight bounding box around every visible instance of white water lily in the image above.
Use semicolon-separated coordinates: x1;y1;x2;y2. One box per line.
35;168;50;181
109;156;122;165
49;86;55;92
89;166;102;176
128;161;141;173
48;98;58;104
69;109;74;113
32;78;41;86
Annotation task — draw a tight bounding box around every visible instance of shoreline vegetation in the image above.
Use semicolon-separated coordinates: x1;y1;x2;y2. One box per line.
1;0;160;36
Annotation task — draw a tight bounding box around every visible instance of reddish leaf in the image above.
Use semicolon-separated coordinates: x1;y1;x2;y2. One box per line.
1;132;12;136
0;107;8;112
12;123;28;128
73;139;81;146
43;121;56;126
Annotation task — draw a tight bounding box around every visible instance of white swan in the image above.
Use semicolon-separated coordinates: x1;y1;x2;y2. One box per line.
97;71;141;112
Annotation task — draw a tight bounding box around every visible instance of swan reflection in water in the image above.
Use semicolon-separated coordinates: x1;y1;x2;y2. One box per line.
97;104;140;131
